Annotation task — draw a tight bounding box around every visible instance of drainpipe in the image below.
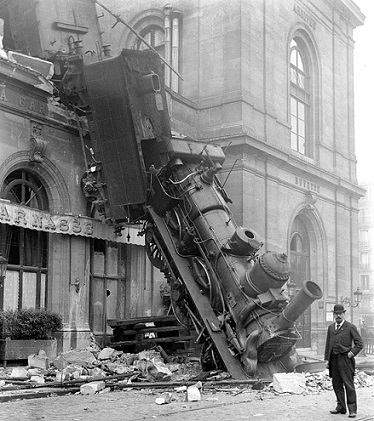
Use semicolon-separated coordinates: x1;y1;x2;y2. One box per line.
171;10;181;92
164;4;172;88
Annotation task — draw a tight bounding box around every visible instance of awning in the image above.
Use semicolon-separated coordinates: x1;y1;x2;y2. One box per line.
0;198;144;245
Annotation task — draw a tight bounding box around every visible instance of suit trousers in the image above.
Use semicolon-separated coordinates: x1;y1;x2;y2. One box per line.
330;353;357;413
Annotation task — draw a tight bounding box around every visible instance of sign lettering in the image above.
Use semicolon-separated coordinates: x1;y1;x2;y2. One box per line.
295;176;320;193
0;83;47;116
0;200;144;246
294;4;317;30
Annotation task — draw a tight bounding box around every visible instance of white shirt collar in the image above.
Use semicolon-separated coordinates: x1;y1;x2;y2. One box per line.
336;320;345;328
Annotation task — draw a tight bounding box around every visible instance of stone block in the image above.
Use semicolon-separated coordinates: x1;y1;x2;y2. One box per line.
52;355;69;370
187;385;201;401
272;372;306;394
62;350;96;366
98;347;115;360
80;380;105;395
28;350;49;370
9;367;28;378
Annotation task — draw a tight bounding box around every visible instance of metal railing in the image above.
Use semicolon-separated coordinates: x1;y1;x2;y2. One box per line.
363;337;374;355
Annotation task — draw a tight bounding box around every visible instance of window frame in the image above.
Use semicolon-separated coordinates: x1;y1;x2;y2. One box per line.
289;36;314;158
0;169;49;310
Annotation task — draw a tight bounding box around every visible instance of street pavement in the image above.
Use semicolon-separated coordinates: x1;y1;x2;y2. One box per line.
0;353;373;421
0;380;373;421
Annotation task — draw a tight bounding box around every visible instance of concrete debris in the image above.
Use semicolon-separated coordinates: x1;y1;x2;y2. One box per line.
80;381;106;395
98;347;116;360
155;392;172;405
57;350;97;367
272;372;306;395
271;369;374;395
8;367;28;379
28;350;49;370
186;385;201;401
52;355;69;371
0;344;372;403
29;375;45;384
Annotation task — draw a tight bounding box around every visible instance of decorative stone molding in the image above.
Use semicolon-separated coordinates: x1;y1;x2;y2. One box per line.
304;191;317;211
29;122;48;163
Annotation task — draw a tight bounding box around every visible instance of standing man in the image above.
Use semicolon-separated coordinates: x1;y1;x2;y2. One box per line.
324;304;363;418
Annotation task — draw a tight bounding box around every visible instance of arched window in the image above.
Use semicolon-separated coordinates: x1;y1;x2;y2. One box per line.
290;37;312;157
137;25;165;56
125;9;182;93
0;170;49;310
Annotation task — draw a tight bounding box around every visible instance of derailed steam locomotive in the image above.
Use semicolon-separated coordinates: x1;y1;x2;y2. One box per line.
62;49;323;379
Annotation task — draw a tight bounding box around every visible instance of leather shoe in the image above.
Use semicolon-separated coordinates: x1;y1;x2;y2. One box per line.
348;413;356;418
330;409;346;414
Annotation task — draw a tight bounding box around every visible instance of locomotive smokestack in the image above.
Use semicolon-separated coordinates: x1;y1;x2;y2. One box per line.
275;280;323;331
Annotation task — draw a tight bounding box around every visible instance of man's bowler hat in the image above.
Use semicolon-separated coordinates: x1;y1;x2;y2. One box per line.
333;304;346;313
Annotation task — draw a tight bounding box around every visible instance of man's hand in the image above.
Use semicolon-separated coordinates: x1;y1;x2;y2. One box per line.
348;351;354;359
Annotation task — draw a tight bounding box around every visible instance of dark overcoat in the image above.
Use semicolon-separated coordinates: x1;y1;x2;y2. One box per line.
324;320;363;377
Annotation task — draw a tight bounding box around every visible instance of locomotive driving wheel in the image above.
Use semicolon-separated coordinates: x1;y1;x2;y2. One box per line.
169;277;197;329
164;208;183;243
145;224;164;270
191;257;224;313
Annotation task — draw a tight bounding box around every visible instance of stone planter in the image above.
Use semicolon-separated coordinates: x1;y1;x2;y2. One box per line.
0;338;58;368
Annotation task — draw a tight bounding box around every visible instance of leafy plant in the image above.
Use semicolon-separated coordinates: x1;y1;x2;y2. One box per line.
0;308;62;340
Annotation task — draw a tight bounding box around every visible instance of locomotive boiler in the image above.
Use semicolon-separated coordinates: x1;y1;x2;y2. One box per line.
62;49;323;378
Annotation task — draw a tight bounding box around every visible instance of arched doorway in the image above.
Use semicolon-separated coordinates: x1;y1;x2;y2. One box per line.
290;215;311;348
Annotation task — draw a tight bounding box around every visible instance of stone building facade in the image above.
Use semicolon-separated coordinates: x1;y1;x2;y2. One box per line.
97;0;366;354
0;0;366;356
358;180;374;329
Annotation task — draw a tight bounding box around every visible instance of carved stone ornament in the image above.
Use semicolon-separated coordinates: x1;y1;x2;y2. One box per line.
304;191;317;211
29;122;48;163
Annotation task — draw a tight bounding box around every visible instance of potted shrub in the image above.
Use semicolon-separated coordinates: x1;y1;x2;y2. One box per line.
0;308;62;367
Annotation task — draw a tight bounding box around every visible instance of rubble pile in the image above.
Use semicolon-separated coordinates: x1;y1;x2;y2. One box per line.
271;369;374;395
0;345;204;394
0;345;372;402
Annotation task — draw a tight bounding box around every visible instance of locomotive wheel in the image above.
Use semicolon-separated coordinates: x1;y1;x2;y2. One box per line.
164;208;182;242
169;279;196;329
145;225;164;270
192;257;224;313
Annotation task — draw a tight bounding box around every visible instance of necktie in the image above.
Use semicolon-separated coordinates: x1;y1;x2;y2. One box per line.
336;323;341;330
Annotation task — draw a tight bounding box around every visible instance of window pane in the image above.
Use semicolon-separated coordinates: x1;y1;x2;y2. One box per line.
3;270;19;310
291;132;297;150
107;243;118;276
360;252;369;265
291;97;297;115
299;120;305;137
297;72;305;89
22;272;37;308
291;115;297;131
40;273;46;309
94;251;105;275
298;102;305;119
290;49;297;66
154;28;164;48
24;229;38;266
297;51;304;71
299;136;305;154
